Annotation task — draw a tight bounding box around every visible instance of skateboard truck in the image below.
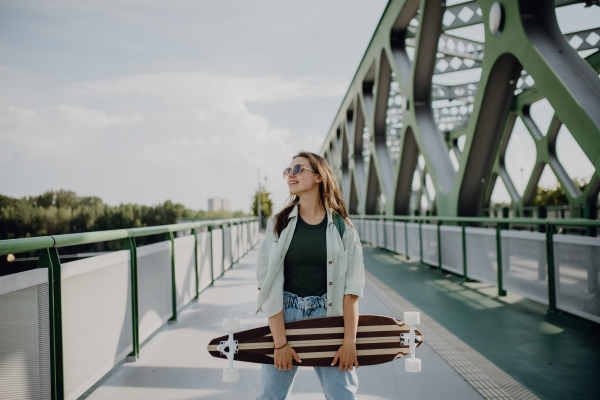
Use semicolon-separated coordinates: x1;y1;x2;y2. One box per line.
217;318;240;382
402;312;421;373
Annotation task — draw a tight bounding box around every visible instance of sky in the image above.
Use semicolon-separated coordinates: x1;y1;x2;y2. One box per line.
0;0;598;213
0;0;389;213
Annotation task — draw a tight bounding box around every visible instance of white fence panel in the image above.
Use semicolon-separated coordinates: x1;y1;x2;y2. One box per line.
0;269;51;400
440;226;463;275
212;228;224;279
370;220;377;245
224;226;232;271
377;220;385;248
553;234;600;324
465;227;497;285
406;223;420;259
198;231;213;292
385;221;395;251
241;223;248;255
137;241;173;344
174;235;196;311
502;230;548;305
231;224;239;262
61;251;133;400
395;222;406;255
422;224;439;266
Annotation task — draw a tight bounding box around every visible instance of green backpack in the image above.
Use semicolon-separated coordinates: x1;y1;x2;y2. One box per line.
332;213;345;243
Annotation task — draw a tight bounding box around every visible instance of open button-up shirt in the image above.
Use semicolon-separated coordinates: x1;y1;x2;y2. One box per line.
256;205;364;318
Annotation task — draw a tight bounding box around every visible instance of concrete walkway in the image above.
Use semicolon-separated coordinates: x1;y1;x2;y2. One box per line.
85;247;483;400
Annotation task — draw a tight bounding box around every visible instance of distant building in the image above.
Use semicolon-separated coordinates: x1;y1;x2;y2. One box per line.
208;198;230;212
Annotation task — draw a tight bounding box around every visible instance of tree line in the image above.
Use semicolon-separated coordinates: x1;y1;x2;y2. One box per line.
0;190;248;241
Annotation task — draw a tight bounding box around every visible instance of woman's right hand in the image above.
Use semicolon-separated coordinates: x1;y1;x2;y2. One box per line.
273;344;301;371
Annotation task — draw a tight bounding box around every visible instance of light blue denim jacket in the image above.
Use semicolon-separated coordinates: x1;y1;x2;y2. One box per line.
256;205;364;318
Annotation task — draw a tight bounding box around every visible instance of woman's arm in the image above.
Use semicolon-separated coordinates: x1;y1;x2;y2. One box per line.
331;294;359;371
268;309;301;370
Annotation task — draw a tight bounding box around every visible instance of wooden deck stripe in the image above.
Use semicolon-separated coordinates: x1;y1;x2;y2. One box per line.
265;348;410;359
264;324;406;337
208;335;404;351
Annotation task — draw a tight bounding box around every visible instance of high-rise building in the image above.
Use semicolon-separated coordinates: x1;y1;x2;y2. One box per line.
208;198;230;211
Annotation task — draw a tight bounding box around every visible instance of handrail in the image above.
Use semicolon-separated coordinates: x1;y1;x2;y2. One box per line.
350;215;600;227
0;216;258;256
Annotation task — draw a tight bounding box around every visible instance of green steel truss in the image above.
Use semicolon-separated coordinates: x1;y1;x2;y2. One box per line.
320;0;600;217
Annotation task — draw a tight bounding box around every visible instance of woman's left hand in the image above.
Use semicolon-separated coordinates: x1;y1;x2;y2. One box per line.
332;343;359;371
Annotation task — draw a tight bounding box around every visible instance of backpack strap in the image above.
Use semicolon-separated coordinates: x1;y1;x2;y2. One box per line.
333;213;345;247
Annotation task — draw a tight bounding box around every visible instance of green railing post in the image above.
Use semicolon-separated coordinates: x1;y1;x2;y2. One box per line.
38;248;64;400
461;221;468;281
208;225;214;285
166;232;177;324
538;206;547;233
437;220;442;270
383;217;386;250
404;219;409;260
496;223;507;296
585;203;598;237
418;220;423;264
546;223;558;313
123;237;139;359
192;228;199;299
393;218;397;253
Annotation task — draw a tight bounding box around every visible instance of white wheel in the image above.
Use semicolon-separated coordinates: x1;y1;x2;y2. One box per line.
223;318;239;332
223;367;239;382
404;312;420;325
405;357;421;373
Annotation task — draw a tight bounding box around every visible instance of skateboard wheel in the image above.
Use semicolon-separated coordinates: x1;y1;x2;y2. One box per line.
404;312;420;325
405;357;421;373
223;367;239;382
223;318;239;332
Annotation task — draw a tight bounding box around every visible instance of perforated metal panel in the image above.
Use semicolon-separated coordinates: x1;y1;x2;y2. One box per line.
406;223;420;260
223;227;232;271
440;226;463;275
241;224;248;255
136;241;173;344
384;221;395;251
231;225;238;262
501;231;548;305
394;222;406;255
553;235;600;323
212;228;224;279
61;251;133;400
0;269;50;400
376;220;385;248
465;227;498;285
369;221;376;246
174;235;196;311
198;231;213;293
422;224;439;267
253;221;260;246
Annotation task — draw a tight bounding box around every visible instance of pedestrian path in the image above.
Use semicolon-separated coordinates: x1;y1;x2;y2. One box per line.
84;246;485;399
362;244;600;400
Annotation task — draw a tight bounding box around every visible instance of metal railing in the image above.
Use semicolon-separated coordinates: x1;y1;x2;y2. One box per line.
0;216;260;400
352;215;600;326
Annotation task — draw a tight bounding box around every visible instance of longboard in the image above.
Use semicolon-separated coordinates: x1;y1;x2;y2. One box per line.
207;313;424;382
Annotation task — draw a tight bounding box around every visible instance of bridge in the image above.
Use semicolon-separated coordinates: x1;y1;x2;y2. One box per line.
1;0;600;399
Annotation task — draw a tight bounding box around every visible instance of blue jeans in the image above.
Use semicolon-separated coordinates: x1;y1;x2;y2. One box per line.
256;291;358;400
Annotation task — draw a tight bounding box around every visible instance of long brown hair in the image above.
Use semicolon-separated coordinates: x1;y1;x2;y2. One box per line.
273;151;352;238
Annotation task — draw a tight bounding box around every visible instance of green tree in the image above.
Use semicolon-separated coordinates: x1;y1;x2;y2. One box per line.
252;189;273;225
533;179;588;206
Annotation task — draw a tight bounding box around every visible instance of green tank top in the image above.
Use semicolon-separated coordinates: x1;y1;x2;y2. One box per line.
283;213;328;297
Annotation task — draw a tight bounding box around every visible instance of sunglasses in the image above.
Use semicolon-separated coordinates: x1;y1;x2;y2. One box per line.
283;164;315;179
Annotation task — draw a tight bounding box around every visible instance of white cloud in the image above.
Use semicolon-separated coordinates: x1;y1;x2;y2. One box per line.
56;104;142;129
0;69;337;212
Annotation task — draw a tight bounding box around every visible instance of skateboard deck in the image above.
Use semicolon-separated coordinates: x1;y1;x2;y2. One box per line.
207;314;423;368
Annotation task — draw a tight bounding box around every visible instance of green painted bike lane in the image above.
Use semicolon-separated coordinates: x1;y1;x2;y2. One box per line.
362;245;600;400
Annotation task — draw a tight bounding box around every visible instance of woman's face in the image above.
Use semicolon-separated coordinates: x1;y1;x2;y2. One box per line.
287;156;320;196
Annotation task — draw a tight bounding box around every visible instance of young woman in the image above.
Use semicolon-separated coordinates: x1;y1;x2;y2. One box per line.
255;151;365;400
